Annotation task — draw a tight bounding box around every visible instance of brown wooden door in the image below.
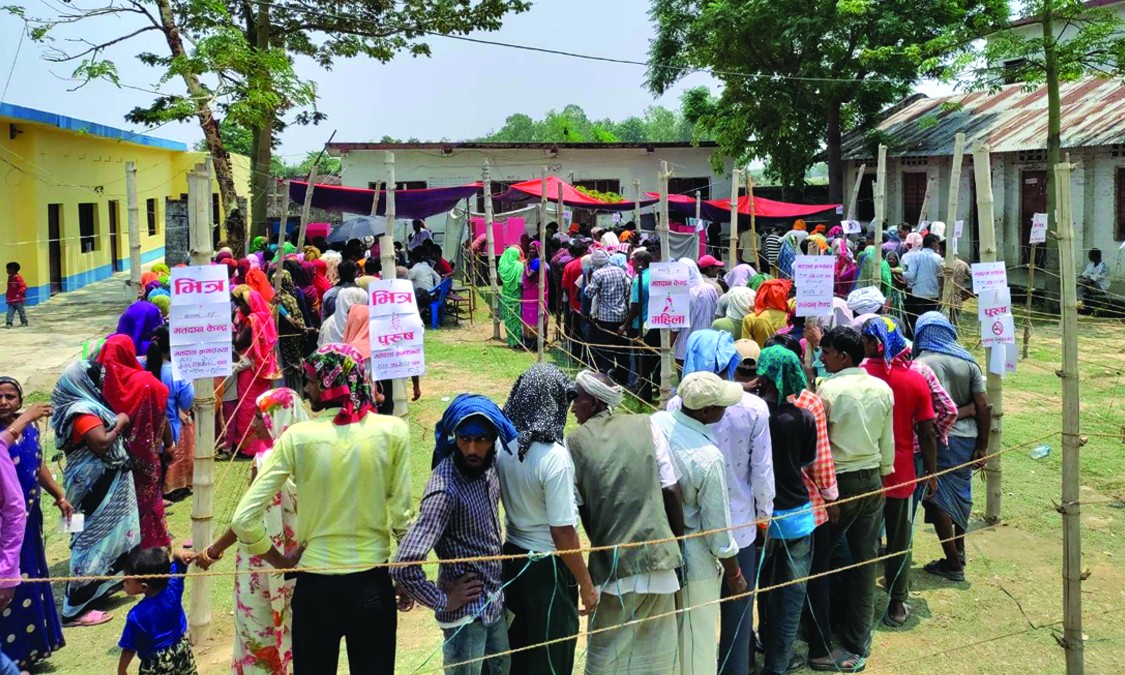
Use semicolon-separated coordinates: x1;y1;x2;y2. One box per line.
47;204;63;295
108;200;121;271
902;172;928;225
1020;170;1047;263
857;173;876;222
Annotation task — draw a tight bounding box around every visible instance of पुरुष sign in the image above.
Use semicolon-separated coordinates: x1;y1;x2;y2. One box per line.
368;280;426;380
977;285;1012;321
793;255;835;316
646;262;691;330
169;265;233;380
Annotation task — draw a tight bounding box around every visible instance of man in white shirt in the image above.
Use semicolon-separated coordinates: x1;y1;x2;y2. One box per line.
1079;247;1110;304
407;248;442;293
902;233;944;337
739;226;760;267
408;219;434;250
655;372;751;675
498;365;596;674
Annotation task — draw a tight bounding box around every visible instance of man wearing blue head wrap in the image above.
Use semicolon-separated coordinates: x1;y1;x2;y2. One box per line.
392;393;511;674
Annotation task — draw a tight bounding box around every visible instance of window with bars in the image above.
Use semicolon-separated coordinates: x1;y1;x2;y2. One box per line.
79;202;98;253
368;181;428;191
668;177;711;200
901;172;928;224
146;198;158;236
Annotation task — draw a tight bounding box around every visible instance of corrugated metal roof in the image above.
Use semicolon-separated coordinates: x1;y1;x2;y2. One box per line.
841;78;1125;160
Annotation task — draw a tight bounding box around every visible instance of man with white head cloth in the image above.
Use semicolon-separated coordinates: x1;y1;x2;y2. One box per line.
568;370;684;675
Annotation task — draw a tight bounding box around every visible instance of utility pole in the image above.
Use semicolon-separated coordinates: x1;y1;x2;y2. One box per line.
482;161;501;341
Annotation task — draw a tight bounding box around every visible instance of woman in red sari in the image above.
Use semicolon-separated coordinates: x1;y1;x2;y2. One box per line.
226;286;279;457
95;334;171;549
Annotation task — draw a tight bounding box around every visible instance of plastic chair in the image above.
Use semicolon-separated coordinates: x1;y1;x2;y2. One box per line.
429;277;454;329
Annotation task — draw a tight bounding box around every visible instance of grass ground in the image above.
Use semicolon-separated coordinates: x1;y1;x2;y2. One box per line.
21;300;1125;674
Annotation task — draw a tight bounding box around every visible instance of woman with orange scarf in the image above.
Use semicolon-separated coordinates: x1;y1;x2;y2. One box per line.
225;286;279;457
742;278;793;347
95;334;171;548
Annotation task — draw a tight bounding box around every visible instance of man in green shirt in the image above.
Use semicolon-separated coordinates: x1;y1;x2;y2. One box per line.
807;327;893;673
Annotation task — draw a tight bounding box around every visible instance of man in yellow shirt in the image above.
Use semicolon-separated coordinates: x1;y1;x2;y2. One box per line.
231;343;414;674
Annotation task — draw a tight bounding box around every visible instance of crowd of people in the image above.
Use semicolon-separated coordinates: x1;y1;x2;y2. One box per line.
0;212;1003;675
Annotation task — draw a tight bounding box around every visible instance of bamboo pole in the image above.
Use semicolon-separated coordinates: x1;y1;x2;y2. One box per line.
125;162;142;297
186;160;216;642
1054;159;1084;675
537;168;548;361
870;146;887;286
1023;243;1037;359
747;171;759;265
482;161;502;341
659;161;673;407
973;140;1004;525
917;174;936;229
728;168;740;266
847;163;867;222
383;153;407;415
295;164;318;252
633;179;641;228
272;181;289;298
943;133;965;318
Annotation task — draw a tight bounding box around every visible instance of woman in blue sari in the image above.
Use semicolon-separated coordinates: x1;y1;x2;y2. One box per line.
50;360;141;626
111;301;165;356
0;377;67;667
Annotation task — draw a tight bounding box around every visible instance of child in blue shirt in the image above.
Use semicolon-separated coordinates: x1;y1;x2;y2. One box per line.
117;548;197;675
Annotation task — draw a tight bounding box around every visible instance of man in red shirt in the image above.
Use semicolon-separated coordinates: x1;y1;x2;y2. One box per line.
560;240;588;348
859;316;937;628
5;262;28;328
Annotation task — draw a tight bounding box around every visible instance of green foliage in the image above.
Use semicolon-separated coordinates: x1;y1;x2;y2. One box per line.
646;0;1009;191
193;117;253;156
477;90;717;143
573;185;625;203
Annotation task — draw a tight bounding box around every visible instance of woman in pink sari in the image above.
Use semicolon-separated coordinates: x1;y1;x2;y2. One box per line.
833;237;859;298
225;286;279;457
520;241;548;345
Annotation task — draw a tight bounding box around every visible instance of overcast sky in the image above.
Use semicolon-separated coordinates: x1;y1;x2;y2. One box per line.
0;0;952;159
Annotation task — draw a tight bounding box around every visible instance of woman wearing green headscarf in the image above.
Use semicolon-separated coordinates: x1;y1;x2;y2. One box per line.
497;246;525;348
249;236;269;254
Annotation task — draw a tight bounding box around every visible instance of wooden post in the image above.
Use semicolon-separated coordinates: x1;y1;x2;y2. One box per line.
272;182;290;298
973;140;1004;525
659;161;674;406
125;162;142;296
1054;159;1084;675
1023;244;1037;359
186;160;216;642
536;168;548;361
482;161;502;341
747;171;759;265
847;163;867;222
943;133;965;318
633;179;641;228
869;145;887;287
917;174;936;229
295;164;318;252
728;168;740;266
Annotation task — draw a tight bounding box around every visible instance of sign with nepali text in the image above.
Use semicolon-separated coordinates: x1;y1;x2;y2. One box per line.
971;261;1008;295
977;285;1012;321
646;262;690;330
368;280;426;381
793;255;835;316
1030;213;1048;245
169;265;233;380
981;314;1015;348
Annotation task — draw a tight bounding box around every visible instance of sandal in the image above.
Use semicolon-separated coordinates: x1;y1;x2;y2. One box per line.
786;653;807;672
924;559;966;582
63;609;112;627
809;650;867;673
882;602;912;628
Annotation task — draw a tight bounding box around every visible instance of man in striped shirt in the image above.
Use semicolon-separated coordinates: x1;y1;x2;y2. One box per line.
762;227;783;274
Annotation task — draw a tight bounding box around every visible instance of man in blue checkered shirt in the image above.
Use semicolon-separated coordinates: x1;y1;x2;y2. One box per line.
584;249;631;383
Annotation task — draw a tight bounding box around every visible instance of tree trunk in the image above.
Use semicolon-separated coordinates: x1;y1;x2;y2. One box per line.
155;0;243;253
1043;0;1062;297
248;1;273;247
826;100;845;210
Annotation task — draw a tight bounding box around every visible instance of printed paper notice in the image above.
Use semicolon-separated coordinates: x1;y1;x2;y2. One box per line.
169;266;229;306
793;255;835;316
841;220;861;235
647;262;690;330
169;264;233;380
1030;213;1048;245
989;341;1018;375
368;279;425;381
953;220;964;255
171;342;233;380
977;286;1012;321
369;280;419;318
971;261;1008;295
980;314;1015;348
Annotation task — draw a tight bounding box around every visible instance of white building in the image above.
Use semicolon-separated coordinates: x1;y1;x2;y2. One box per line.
326;141;734;228
840;77;1125;293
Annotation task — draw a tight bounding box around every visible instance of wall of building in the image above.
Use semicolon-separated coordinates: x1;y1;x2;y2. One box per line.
844;148;1122;292
0;116;250;308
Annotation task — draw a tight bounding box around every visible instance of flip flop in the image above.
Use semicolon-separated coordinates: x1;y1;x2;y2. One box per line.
786;653;807;672
64;609;112;627
924;559;966;582
882;603;912;628
809;651;867;673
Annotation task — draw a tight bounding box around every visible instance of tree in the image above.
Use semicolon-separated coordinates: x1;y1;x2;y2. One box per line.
970;0;1125;253
477;94;715;143
647;0;1008;202
194;117;254;156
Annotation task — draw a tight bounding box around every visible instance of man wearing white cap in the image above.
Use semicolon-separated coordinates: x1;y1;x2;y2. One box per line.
654;372;751;675
568;371;684;675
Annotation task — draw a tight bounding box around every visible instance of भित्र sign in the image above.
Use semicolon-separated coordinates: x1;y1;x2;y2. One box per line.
971;261;1008;295
793;255;835;316
368;279;426;380
169;265;233;380
1030;213;1048;245
646;262;691;330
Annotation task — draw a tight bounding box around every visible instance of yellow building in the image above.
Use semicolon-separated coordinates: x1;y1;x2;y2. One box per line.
0;103;251;307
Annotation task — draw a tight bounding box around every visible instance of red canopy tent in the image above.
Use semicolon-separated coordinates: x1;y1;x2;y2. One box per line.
500;175;658;211
647;192;841;220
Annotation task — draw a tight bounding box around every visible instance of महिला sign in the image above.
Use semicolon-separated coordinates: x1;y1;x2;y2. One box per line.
368;280;426;380
646;262;690;330
169;265;233;380
793;255;835;316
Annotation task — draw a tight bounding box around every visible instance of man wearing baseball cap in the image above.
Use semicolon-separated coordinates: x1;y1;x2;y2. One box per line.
698;254;727;294
653;372;751;675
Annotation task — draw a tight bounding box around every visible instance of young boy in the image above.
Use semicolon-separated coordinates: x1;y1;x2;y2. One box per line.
118;548;198;675
5;262;27;328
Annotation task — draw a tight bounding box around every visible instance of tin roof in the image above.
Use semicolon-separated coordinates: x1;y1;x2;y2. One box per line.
0;102;188;151
841;77;1125;160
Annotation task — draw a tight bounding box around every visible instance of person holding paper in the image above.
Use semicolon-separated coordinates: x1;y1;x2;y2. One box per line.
0;379;66;669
